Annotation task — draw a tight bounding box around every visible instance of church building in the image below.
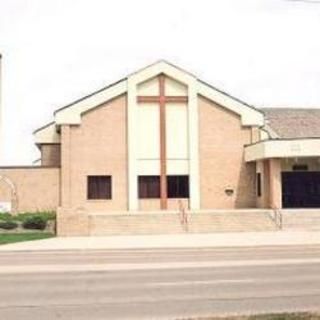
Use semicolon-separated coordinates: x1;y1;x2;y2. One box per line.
1;61;320;236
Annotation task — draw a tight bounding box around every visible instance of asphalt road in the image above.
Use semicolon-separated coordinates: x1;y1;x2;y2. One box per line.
0;245;320;319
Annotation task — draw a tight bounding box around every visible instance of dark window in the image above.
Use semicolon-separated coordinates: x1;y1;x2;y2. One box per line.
292;164;308;171
167;175;189;198
138;176;160;198
257;173;262;197
87;176;112;200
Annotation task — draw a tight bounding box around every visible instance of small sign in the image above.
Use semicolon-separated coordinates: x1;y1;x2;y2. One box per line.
0;202;11;213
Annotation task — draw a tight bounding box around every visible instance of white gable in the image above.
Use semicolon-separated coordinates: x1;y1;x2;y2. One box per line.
34;122;60;144
53;61;264;126
198;81;264;126
35;60;264;143
54;80;127;125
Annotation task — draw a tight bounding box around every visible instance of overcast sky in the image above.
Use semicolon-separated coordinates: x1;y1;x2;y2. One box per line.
0;0;320;165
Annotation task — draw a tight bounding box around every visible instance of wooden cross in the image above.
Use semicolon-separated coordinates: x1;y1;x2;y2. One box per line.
137;74;188;209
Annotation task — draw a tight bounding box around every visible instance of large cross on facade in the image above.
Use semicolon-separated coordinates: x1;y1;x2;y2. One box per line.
137;74;188;209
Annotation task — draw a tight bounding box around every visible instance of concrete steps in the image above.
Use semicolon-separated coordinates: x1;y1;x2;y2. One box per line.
281;210;320;231
88;210;276;236
187;212;276;233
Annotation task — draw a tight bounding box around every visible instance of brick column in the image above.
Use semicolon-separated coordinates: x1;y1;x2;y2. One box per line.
263;160;270;208
268;158;282;209
60;125;71;208
57;125;89;236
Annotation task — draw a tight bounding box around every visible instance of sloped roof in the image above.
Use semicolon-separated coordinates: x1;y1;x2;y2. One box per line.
53;60;264;126
262;108;320;139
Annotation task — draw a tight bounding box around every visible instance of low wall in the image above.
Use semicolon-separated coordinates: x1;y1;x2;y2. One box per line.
0;167;60;212
56;207;89;236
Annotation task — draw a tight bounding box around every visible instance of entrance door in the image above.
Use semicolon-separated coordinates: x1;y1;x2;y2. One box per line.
282;172;320;208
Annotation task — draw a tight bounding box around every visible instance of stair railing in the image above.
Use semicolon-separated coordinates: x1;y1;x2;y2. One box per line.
178;200;188;232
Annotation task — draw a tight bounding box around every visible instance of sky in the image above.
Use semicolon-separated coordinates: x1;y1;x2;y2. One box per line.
0;0;320;165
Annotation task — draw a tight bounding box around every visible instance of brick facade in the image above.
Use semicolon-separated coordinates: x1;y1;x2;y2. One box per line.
1;62;291;236
40;144;61;166
198;96;256;209
0;167;60;212
61;95;128;212
0;94;261;217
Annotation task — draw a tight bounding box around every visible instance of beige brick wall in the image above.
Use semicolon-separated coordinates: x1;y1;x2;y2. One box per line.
263;160;271;207
198;96;256;209
56;206;89;236
269;158;282;209
59;94;257;213
40;144;61;166
256;160;267;208
0;167;60;212
62;95;128;211
257;159;282;209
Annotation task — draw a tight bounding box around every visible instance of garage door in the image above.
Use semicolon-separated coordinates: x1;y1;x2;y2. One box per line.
282;172;320;208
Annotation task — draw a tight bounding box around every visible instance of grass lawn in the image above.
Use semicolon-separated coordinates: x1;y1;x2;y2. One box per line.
190;313;320;320
247;314;320;320
0;233;54;245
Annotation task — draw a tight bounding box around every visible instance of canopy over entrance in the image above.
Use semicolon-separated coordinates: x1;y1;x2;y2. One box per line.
245;138;320;162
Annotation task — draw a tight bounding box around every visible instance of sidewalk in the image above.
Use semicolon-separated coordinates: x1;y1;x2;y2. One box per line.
1;231;320;251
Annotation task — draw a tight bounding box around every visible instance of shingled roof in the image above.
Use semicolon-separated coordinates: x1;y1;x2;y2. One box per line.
261;108;320;139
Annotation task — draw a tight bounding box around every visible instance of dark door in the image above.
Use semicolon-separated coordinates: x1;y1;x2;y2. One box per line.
282;172;320;208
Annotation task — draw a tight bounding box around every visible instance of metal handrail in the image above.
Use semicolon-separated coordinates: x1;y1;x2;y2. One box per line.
178;200;188;232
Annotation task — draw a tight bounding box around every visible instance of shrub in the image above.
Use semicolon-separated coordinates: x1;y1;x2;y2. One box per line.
17;211;56;223
22;216;47;230
0;221;18;230
0;212;13;222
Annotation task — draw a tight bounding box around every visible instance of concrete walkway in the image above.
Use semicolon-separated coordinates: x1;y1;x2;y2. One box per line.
2;231;320;251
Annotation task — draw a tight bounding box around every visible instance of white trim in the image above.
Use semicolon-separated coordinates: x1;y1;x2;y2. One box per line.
198;82;264;126
137;160;189;175
34;123;60;144
262;124;279;139
55;80;127;125
245;139;320;162
127;61;201;211
129;61;196;87
52;61;263;129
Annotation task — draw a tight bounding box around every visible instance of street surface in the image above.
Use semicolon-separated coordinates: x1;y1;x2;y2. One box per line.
0;245;320;319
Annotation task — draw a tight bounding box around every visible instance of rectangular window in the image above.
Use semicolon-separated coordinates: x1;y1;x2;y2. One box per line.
138;176;160;198
87;176;112;200
167;175;189;198
257;173;262;197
